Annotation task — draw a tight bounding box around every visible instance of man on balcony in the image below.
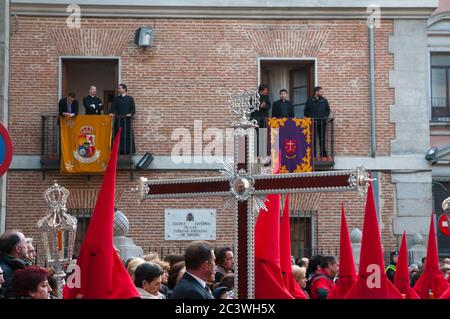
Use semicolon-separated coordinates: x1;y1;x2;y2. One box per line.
58;92;79;118
272;89;294;118
251;84;271;127
305;86;330;158
109;83;136;155
251;84;271;156
83;85;103;115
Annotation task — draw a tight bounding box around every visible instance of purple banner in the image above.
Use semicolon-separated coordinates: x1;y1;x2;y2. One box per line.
268;118;313;173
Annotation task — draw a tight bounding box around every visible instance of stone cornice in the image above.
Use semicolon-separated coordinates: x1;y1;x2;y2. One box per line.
11;3;437;20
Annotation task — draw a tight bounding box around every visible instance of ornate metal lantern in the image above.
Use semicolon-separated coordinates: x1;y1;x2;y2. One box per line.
37;182;77;299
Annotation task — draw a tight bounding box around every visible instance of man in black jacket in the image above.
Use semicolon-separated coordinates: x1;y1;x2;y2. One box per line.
171;241;215;299
304;86;330;158
251;84;271;156
83;86;103;115
109;83;136;155
0;231;30;298
58;92;79;118
272;89;294;118
251;84;271;127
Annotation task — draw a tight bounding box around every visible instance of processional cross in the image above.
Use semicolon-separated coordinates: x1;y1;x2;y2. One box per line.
135;91;371;299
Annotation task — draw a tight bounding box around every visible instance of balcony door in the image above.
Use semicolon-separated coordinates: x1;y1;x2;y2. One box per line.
260;60;315;118
61;58;119;114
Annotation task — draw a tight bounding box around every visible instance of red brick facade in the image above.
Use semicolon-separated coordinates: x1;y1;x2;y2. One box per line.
6;17;398;260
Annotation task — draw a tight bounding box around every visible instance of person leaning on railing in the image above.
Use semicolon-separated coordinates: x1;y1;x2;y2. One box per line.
58;92;79;118
304;86;330;158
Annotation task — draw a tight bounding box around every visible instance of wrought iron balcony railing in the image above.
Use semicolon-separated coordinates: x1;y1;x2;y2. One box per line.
41;114;134;173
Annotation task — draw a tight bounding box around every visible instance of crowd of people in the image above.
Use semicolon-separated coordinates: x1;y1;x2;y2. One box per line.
0;230;57;299
2;232;450;300
122;243;235;299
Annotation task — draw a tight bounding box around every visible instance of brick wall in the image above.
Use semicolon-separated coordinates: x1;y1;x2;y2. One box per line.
7;16;397;261
9;17;394;156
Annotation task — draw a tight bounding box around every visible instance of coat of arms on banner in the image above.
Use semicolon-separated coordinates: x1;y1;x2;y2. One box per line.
284;139;297;159
74;126;101;163
268;117;313;173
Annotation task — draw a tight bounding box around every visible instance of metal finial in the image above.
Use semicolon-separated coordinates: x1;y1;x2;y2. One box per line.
348;166;375;197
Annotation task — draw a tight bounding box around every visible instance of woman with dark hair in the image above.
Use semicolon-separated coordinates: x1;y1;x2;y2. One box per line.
12;266;52;299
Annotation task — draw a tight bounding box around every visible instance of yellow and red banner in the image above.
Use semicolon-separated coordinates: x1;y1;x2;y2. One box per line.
60;115;112;174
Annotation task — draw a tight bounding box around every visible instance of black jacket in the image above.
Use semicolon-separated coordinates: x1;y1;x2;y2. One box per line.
170;272;214;299
251;94;271;119
304;96;330;118
0;254;29;298
109;95;135;116
58;98;79;116
82;95;103;115
272;99;294;118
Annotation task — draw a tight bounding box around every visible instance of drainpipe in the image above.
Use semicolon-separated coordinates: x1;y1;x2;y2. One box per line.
369;20;377;158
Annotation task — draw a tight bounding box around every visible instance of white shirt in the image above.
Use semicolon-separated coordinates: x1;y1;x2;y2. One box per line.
186;272;207;289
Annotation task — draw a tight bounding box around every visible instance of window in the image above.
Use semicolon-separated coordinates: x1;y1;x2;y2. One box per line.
61;58;119;114
260;59;315;118
431;53;450;121
290;210;316;259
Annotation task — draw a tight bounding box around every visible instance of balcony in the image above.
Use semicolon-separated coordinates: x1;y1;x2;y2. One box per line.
41;114;134;176
260;117;334;171
431;97;450;122
41;114;334;176
311;117;335;170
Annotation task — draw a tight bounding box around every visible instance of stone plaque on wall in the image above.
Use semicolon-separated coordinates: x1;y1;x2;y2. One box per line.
164;209;216;241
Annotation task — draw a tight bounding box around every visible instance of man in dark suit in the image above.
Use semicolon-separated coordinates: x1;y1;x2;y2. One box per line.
251;84;271;156
272;89;294;118
83;85;103;115
170;241;215;299
109;83;136;155
58;92;79;117
304;86;331;157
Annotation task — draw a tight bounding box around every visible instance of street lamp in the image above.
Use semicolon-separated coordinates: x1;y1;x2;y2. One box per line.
37;181;77;299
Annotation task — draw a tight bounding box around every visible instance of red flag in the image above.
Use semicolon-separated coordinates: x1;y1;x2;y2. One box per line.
280;194;308;299
413;213;449;299
64;129;139;299
328;204;357;299
394;232;420;299
255;193;294;299
345;183;402;299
